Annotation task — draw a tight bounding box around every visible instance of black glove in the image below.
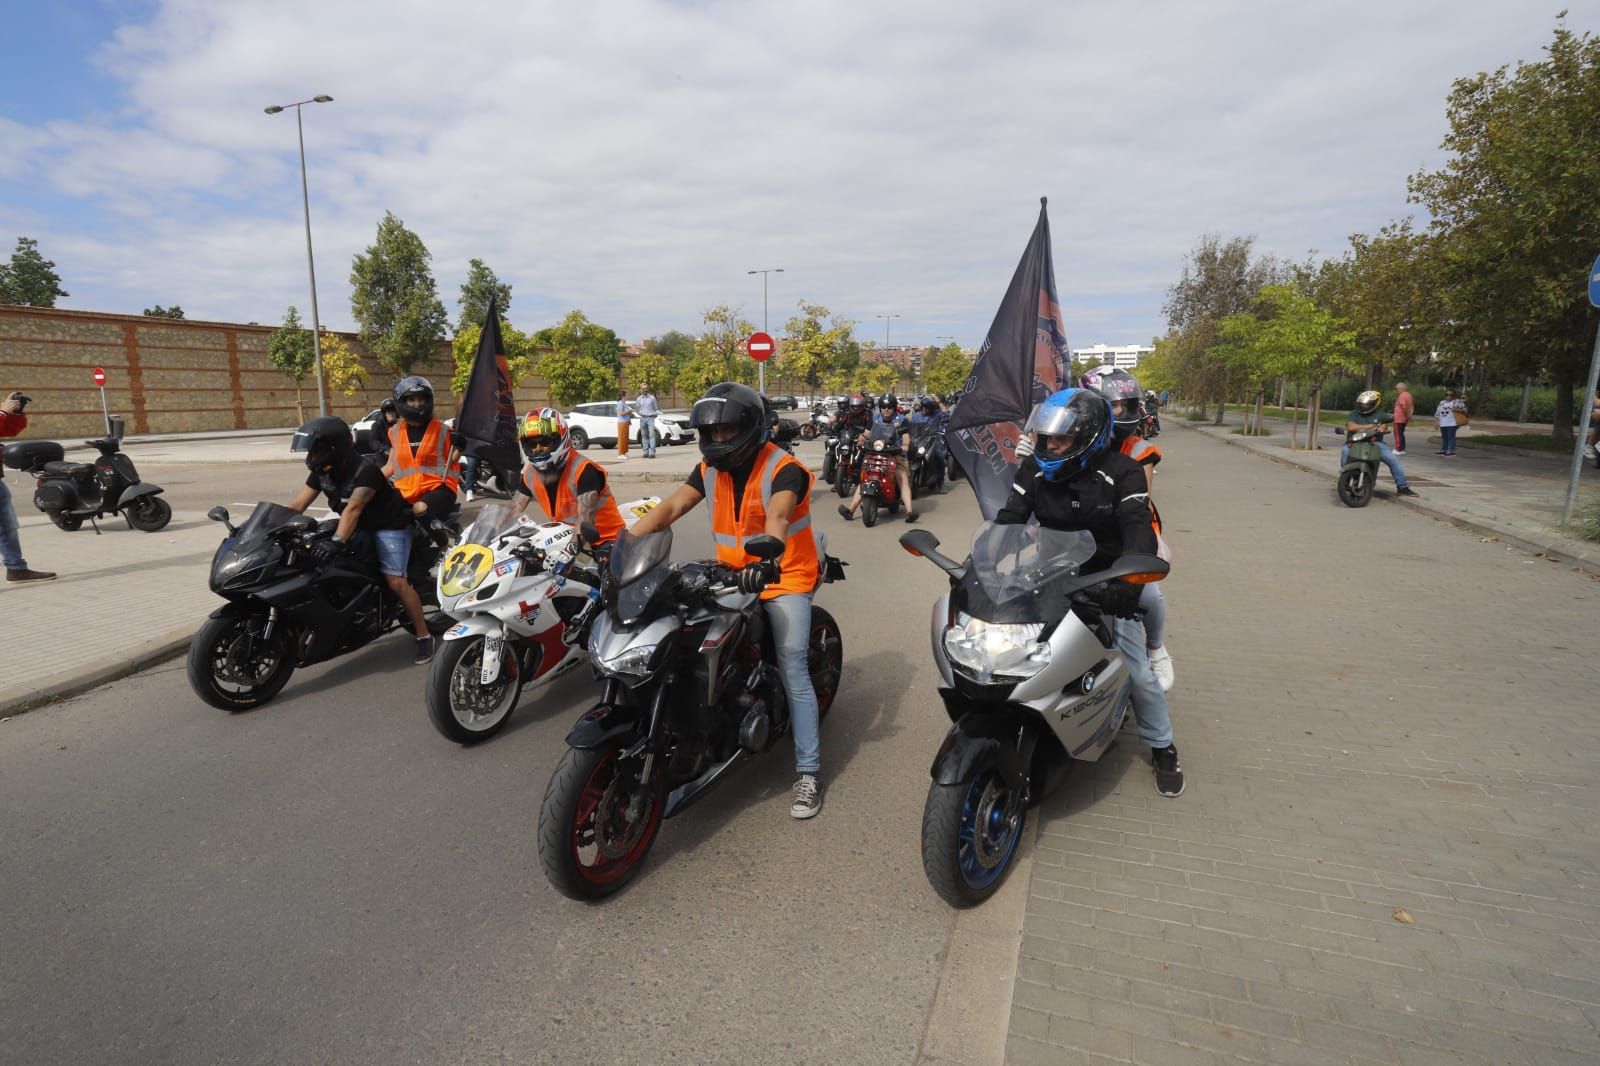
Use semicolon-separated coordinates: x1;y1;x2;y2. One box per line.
735;560;780;594
1098;581;1142;619
309;537;347;565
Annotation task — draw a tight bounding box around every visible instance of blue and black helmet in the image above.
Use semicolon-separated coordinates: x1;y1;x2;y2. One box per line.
1023;388;1112;480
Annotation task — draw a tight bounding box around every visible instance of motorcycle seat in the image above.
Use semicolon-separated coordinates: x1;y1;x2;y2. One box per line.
42;461;95;477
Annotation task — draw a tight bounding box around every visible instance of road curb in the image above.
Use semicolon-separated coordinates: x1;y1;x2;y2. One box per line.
0;629;194;718
1173;420;1600;579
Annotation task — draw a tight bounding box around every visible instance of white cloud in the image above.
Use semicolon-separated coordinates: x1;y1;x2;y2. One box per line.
3;0;1596;347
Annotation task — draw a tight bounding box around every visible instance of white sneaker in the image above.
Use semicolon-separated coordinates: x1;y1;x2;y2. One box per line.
465;490;475;502
1148;645;1175;692
790;774;823;819
1585;444;1597;460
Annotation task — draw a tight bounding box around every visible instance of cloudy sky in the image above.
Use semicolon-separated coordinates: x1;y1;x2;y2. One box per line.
1;1;1594;350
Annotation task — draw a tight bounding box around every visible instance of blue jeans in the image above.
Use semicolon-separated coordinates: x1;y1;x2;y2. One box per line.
639;416;658;456
1340;441;1409;490
0;479;28;570
1114;618;1173;748
1139;582;1167;648
1440;426;1458;453
764;592;821;775
460;454;480;493
353;527;413;577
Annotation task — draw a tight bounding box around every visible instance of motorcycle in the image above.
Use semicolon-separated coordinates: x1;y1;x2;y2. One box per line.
800;406;835;441
187;502;446;711
899;522;1167;907
536;526;846;899
907;421;944;496
831;427;864;497
1333;425;1384;507
855;435;904;527
2;436;170;532
425;498;660;744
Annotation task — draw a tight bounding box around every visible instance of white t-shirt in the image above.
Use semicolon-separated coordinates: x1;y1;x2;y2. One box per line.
1435;399;1464;428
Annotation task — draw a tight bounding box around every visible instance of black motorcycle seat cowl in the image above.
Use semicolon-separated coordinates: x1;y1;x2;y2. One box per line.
43;461;95;477
3;441;65;471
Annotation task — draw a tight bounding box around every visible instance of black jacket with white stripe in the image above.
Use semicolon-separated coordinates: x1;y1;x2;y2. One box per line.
994;449;1158;573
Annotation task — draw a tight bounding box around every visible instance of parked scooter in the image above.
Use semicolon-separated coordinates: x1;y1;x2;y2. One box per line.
1332;425;1384;507
425;498;658;744
1;436;170;532
899;522;1167;907
536;526;846;899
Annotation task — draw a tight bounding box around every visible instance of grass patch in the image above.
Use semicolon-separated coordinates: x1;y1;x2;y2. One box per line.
1224;403;1346;426
1573;498;1600;543
1184;410;1210;421
1457;433;1570;454
1232;426;1273;436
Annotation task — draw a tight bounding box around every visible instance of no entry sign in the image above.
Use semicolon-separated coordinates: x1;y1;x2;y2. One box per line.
747;332;775;363
93;367;106;386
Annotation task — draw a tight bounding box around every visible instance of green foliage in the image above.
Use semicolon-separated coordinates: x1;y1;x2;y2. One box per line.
1310;219;1435;376
449;323;537;396
1570;497;1600;542
779;301;856;395
923;342;973;396
540;352;615;409
0;237;68;307
1214;285;1362;390
853;363;897;395
268;306;316;385
319;334;368;398
625;352;670;393
692;304;757;386
142;305;185;319
641;330;697;383
532;310;623;373
349;211;448;375
456;258;512;333
1161;233;1287;412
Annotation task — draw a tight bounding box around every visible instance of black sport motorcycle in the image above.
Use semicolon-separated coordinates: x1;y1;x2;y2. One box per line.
907;421;944;496
2;436;170;532
537;527;846;900
187;502;446;711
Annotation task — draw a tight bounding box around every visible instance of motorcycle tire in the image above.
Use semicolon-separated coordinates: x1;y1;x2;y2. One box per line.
822;449;836;484
861;498;880;527
1337;469;1373;508
921;770;1027;908
126;496;172;532
50;512;83;531
834;466;854;498
800;422;819;441
187;610;296;711
425;634;524;744
538;738;667;900
807;605;844;717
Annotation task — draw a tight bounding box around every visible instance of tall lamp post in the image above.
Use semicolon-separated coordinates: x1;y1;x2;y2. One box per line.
874;313;902;392
265;94;334;417
747;267;783;394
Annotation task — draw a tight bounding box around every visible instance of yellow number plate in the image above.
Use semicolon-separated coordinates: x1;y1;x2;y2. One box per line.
439;544;495;597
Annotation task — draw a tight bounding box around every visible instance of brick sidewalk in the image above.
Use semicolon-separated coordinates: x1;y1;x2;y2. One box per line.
1006;427;1600;1065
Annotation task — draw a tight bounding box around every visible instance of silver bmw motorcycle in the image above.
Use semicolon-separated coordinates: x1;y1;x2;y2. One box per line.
899;522;1168;907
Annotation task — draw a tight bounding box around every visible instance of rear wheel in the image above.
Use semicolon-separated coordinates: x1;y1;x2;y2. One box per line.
125;495;172;532
1337;468;1373;508
538;739;666;900
807;606;843;718
50;513;83;531
568;427;590;450
187;610;295;711
921;770;1027;907
425;634;524;744
800;422;819;441
861;497;880;527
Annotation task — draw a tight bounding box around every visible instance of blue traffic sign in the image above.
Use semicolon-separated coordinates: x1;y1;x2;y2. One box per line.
1589;253;1600;309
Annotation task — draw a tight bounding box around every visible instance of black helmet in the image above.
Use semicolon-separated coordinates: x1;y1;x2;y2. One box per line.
919;395;938;413
1024;389;1113;480
878;392;898;412
393;375;435;425
690;382;768;472
290;415;356;474
379;398;399;423
1082;368;1143;439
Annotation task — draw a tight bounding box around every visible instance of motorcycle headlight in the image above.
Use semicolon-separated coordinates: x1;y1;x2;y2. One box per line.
595;642;660;678
943;612;1050;684
872;439;885;452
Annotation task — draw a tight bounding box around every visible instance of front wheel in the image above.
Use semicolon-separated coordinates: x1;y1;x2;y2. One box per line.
50;512;83;531
568;427;590;450
834;465;854;498
187;610;295;711
1337;468;1373;508
125;495;172;532
800;422;819;441
425;634;524;744
538;740;667;900
921;771;1027;908
861;497;880;527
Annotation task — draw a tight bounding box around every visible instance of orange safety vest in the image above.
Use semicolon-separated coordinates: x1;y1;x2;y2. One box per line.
522;454;627;545
1120;436;1163;535
389;420;459;501
701;442;819;599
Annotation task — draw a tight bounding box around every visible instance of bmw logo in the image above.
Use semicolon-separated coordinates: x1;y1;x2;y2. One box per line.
1081;671;1096;693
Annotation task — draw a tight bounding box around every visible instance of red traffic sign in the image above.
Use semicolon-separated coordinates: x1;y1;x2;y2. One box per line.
93;367;106;386
747;332;775;363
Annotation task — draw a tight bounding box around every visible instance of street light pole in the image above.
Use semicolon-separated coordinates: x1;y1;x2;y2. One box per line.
747;268;783;395
266;94;334;417
875;313;901;391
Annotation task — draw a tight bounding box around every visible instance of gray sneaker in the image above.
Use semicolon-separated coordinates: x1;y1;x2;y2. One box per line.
790;774;824;819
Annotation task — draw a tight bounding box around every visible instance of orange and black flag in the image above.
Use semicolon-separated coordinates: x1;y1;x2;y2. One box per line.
946;197;1071;520
455;298;521;474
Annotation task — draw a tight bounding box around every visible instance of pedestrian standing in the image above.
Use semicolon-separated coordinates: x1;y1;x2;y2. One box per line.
615;390;633;458
1584;391;1600;461
1393;382;1414;455
1435;389;1467;456
1;392;57;583
634;384;661;458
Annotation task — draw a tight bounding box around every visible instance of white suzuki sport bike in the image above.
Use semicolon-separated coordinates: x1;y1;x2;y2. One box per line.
425;499;660;744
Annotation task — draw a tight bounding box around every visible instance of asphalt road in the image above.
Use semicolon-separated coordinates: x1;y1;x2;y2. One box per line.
0;441;987;1065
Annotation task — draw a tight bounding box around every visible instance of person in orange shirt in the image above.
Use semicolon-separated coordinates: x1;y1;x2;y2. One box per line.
1393;382;1415;455
628;382;827;819
1;392;56;582
511;408;626;549
381;376;461;523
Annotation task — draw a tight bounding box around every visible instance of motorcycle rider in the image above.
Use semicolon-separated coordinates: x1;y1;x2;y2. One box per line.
837;393;918;523
627;382;827;819
381;376;463;522
1000;388;1184;797
909;395;948;494
1343;390;1418;497
511;408;627;550
286;415;436;664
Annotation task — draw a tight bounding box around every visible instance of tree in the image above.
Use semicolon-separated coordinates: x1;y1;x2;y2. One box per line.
540;352;616;408
1311;220;1437;385
268;306;317;416
142;305;185;319
1163;233;1286;422
449;322;537;396
349;211;448;375
456;258;512;333
853;363;897;395
533;310;623;373
0;237;68;307
779;301;856;397
642;330;696;373
625;352;671;393
318;334;369;398
923;342;973;396
693;304;757;386
1214;285;1362;444
1409;19;1600;441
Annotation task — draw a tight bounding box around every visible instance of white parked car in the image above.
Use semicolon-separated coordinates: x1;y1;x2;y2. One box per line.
563;402;692;450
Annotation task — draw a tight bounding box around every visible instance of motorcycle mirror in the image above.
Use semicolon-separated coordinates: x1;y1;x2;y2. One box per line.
744;533;785;561
900;529;962;573
1333;426;1345;435
207;505;237;534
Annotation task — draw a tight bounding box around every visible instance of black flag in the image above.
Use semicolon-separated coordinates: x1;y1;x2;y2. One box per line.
454;298;521;476
946;198;1071;520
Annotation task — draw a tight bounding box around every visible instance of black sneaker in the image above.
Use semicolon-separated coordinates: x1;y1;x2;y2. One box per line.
791;774;824;819
1152;745;1185;797
1397;487;1419;497
414;636;436;665
837;504;855;522
5;568;57;583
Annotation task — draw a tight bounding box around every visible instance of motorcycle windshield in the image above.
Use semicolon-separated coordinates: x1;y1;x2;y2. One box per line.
233;501;314;547
958;522;1098;621
212;501;307;589
608;528;674;626
459;502;523;548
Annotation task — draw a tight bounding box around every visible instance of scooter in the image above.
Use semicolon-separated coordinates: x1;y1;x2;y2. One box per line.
1;436;171;532
855;436;904;527
899;523;1167;907
1333;425;1384;508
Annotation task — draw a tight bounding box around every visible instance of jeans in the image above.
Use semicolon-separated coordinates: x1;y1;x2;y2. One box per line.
1339;441;1409;490
1440;425;1458;453
351;527;413;577
1114;617;1173;748
1394;422;1407;452
0;479;28;570
639;416;658;456
764;592;821;775
460;454;479;493
1139;582;1167;648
